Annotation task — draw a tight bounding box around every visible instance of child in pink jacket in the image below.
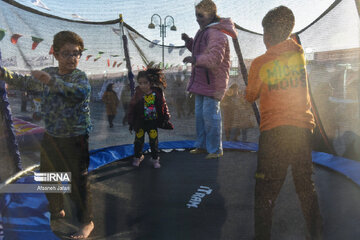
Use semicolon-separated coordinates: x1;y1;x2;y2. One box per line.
182;0;237;159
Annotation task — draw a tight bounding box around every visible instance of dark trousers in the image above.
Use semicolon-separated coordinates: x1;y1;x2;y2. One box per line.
254;126;323;240
107;115;115;127
40;133;93;224
134;120;159;159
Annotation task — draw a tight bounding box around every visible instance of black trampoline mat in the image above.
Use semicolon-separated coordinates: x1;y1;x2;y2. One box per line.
51;150;360;240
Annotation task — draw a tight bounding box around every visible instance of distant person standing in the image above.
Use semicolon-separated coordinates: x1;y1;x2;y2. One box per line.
245;6;323;239
102;83;119;128
182;0;237;159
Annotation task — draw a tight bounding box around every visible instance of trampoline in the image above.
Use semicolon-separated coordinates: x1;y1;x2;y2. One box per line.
2;142;360;239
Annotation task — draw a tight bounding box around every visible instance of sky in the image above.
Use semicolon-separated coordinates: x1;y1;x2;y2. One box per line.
13;0;338;46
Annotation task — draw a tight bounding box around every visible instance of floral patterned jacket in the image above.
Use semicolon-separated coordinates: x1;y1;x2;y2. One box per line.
0;66;92;137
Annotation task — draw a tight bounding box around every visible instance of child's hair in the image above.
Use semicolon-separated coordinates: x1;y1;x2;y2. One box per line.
195;0;220;22
262;6;295;44
53;31;84;53
106;83;114;91
137;67;167;89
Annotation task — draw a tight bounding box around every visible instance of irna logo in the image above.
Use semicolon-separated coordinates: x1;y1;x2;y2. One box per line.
34;172;71;182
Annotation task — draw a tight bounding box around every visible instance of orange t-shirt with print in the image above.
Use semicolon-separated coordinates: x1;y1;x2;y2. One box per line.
245;39;315;132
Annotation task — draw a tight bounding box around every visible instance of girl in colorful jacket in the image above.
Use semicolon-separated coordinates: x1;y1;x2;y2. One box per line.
182;0;237;159
127;68;173;168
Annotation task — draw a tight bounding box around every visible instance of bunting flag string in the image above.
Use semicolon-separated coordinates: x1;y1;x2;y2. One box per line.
0;26;186;67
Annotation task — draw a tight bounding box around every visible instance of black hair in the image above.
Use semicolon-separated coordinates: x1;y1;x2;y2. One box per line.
53;31;84;53
262;6;295;44
106;83;114;91
137;67;167;89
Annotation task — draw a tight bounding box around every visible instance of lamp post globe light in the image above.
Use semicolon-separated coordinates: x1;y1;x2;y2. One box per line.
148;14;177;68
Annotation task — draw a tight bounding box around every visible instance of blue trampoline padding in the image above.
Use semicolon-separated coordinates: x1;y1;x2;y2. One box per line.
0;176;59;240
3;140;360;240
89;140;259;171
312;151;360;186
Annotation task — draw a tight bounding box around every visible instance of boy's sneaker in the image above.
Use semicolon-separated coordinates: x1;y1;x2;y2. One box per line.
190;148;207;154
205;151;223;159
151;157;161;169
132;155;144;167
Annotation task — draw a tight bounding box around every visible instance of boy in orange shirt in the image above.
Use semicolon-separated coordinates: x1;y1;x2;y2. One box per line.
245;6;323;240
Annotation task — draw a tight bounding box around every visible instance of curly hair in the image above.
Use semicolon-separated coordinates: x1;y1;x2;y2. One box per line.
53;31;84;53
262;6;295;44
137;67;167;89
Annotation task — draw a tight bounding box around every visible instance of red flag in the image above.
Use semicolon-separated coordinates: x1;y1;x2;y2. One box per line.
107;59;110;67
94;57;101;62
11;34;22;44
49;45;54;55
112;61;117;67
86;55;93;61
31;36;43;50
117;62;123;67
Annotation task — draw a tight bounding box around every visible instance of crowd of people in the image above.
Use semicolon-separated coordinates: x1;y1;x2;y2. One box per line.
0;0;324;239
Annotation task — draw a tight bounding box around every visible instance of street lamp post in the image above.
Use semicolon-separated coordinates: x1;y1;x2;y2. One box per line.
148;14;177;68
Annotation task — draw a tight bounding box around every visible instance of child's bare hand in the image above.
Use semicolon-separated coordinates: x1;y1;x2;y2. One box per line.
183;56;195;64
31;71;52;85
181;33;190;42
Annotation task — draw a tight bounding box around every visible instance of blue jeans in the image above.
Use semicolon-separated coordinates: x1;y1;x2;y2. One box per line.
194;95;222;154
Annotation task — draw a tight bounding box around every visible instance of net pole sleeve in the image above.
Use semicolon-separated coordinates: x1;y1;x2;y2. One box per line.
0;49;22;183
292;34;337;155
119;14;135;96
232;38;261;125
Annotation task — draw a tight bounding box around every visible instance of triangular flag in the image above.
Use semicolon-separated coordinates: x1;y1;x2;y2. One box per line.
117;62;123;67
11;34;22;44
0;29;6;41
94;57;101;62
112;61;117;67
168;44;175;54
179;47;186;56
31;36;43;50
112;28;121;36
111;55;120;57
31;0;50;11
149;40;160;48
83;48;87;52
98;51;104;55
107;59;110;67
49;45;54;55
86;55;92;61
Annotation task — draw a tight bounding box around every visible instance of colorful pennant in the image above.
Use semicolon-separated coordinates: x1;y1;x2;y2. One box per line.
11;34;22;44
31;36;43;50
0;29;5;41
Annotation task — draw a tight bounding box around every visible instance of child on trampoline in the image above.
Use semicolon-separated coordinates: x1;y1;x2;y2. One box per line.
128;67;173;168
245;6;323;240
0;31;94;239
